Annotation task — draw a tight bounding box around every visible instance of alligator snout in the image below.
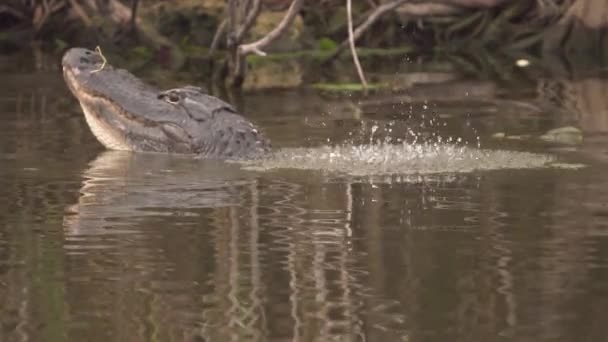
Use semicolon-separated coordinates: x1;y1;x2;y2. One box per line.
62;48;104;72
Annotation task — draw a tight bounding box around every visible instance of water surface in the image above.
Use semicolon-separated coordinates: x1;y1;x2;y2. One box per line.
1;51;608;342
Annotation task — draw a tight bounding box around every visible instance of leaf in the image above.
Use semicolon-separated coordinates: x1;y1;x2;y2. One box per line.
317;37;337;51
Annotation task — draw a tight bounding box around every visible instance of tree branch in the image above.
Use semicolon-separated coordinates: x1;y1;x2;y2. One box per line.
130;0;139;33
225;0;239;68
347;0;368;91
323;0;474;63
239;0;305;57
227;0;238;46
326;0;409;62
208;19;227;58
236;0;262;42
0;5;27;20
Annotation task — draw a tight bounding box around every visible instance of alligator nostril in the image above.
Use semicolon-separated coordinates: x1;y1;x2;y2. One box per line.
80;57;90;64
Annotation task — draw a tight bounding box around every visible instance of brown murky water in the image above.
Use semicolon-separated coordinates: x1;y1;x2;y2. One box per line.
1;51;608;342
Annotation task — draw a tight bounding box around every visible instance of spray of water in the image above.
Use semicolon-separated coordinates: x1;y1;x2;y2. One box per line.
241;140;554;176
243;92;554;177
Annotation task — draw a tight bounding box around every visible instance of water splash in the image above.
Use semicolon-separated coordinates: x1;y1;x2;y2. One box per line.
241;143;554;176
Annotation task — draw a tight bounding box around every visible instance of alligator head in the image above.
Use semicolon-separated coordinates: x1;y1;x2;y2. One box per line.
62;47;270;158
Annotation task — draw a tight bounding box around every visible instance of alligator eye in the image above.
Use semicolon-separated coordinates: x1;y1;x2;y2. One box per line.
167;93;180;103
158;92;181;104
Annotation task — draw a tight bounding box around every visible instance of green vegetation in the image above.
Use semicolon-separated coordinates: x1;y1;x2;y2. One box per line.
245;46;412;64
311;82;388;92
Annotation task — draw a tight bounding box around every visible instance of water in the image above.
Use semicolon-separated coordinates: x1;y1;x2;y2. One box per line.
2;51;608;342
241;144;554;175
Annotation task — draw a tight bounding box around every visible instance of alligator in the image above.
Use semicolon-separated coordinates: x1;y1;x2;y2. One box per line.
62;47;271;158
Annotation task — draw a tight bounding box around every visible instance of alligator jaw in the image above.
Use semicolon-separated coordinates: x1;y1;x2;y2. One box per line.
63;57;134;151
62;48;169;152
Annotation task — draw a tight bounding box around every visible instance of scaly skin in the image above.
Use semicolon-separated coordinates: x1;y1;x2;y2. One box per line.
62;47;271;158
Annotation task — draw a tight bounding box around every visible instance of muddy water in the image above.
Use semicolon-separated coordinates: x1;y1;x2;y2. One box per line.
1;52;608;342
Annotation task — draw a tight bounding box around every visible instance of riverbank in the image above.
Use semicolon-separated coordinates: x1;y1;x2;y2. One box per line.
2;1;607;68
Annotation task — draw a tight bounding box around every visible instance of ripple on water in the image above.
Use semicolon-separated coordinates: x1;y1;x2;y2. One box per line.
241;143;555;176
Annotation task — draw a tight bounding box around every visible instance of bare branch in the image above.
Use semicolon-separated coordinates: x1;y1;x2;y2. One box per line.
227;0;238;46
324;0;468;63
347;0;368;91
236;0;262;42
49;0;65;13
33;0;67;31
326;0;409;61
130;0;139;32
208;19;227;58
0;5;27;20
352;0;410;40
239;0;305;56
397;2;460;16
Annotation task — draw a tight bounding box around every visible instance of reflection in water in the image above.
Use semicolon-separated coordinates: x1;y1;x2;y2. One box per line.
63;151;249;236
61;152;409;341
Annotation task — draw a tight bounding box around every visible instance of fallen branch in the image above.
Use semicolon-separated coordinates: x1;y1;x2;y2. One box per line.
397;2;461;16
347;0;368;92
239;0;305;56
